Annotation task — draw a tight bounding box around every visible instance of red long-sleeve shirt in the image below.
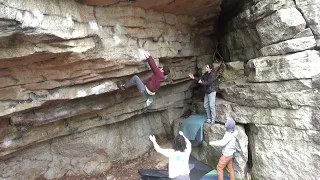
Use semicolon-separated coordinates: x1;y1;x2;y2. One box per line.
146;56;165;92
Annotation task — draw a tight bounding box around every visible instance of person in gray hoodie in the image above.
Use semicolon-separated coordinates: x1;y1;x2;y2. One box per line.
209;119;237;180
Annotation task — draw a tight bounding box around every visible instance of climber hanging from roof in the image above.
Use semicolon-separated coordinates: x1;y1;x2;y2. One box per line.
117;50;170;106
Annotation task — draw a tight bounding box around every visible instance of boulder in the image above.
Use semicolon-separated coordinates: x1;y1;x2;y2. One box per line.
0;81;193;157
249;124;320;180
246;50;320;82
219;80;320;109
226;28;261;62
216;101;320;130
260;36;316;56
256;8;306;46
0;112;167;179
295;0;320;47
231;0;295;29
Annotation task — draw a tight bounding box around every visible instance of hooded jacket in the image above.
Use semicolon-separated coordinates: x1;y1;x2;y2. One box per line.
210;119;238;156
145;56;165;92
210;130;238;156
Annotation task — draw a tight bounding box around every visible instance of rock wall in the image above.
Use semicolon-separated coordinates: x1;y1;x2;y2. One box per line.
0;0;216;179
218;0;320;179
1;0;319;179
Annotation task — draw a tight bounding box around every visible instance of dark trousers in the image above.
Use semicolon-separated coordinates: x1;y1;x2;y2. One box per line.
125;75;147;95
172;175;190;180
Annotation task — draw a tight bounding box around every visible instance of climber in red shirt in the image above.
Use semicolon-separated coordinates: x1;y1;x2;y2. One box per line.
117;51;170;105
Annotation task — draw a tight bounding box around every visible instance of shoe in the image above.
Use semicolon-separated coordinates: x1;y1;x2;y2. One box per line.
210;120;215;124
146;97;153;106
206;119;211;123
117;82;126;90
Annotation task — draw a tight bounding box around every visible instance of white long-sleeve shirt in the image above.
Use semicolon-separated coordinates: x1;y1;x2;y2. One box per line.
152;135;191;178
210;131;238;156
166;148;191;178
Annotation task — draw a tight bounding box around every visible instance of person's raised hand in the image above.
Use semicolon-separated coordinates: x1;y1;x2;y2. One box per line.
138;49;148;61
188;73;194;79
144;51;151;58
146;51;151;57
149;135;156;142
179;131;184;136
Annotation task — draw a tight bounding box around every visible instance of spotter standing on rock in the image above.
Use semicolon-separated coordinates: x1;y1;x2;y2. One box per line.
189;64;217;124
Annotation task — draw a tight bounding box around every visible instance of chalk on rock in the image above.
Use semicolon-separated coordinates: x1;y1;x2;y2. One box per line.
89;21;99;30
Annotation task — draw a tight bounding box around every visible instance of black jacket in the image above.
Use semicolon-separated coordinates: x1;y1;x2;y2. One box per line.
195;71;216;94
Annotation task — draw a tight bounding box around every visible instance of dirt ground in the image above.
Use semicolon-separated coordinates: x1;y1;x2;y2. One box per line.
49;140;170;180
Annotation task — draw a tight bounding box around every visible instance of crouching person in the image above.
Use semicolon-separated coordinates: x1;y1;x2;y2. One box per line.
149;131;191;180
209;119;237;180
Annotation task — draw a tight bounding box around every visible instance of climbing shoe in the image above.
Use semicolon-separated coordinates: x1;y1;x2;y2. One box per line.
117;82;126;90
146;97;153;106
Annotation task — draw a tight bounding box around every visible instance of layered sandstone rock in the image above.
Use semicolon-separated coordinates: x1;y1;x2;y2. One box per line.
218;0;320;179
0;0;217;179
1;0;320;179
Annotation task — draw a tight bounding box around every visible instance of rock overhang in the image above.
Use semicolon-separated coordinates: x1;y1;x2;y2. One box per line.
79;0;221;35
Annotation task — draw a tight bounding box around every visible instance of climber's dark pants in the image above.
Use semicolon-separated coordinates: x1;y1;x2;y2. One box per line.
125;75;147;95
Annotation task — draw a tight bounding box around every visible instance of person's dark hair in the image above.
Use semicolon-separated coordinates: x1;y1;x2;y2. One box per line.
162;65;170;76
208;64;214;70
172;134;187;152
